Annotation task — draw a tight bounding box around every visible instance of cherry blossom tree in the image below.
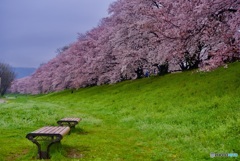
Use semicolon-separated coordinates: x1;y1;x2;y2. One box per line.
10;0;240;94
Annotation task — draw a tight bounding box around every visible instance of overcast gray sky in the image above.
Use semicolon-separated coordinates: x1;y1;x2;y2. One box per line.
0;0;116;68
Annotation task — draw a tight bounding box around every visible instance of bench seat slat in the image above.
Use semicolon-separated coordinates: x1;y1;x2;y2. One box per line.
43;126;58;134
59;118;81;122
55;127;67;134
32;126;51;133
28;126;70;136
59;128;70;136
33;126;56;134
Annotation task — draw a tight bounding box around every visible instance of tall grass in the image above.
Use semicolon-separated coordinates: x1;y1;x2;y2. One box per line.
0;62;240;160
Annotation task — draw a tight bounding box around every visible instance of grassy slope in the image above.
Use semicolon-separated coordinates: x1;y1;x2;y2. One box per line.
0;62;240;161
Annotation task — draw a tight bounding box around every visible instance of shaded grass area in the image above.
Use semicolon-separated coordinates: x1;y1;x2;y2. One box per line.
0;62;240;160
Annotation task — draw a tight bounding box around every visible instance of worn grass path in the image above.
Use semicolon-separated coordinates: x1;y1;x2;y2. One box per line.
0;62;240;160
0;99;6;103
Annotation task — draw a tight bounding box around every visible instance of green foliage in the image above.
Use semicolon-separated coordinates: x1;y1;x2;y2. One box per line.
0;62;240;160
0;62;16;96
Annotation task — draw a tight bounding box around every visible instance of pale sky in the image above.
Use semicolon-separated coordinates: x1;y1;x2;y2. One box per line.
0;0;116;68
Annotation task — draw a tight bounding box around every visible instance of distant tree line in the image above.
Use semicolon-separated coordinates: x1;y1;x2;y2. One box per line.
0;62;15;96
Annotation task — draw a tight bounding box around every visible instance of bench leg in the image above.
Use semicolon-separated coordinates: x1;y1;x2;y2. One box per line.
46;140;61;159
30;138;61;159
31;139;43;159
57;121;78;128
39;151;48;159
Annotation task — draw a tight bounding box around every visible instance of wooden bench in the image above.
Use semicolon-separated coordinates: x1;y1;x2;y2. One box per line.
26;126;70;159
57;117;81;128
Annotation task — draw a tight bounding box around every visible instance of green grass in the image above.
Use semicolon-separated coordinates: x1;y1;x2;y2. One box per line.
0;62;240;161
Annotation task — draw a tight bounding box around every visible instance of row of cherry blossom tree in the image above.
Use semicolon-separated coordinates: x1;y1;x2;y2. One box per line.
10;0;240;94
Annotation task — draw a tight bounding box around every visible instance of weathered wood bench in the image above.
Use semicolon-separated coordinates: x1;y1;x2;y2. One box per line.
57;117;81;128
26;126;70;159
